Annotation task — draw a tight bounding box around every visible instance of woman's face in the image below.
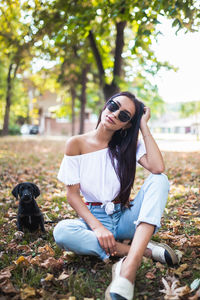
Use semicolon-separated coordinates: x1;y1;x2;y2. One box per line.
101;95;136;131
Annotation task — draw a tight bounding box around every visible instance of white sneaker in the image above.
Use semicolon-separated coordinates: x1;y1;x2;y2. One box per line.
147;241;179;266
105;257;134;300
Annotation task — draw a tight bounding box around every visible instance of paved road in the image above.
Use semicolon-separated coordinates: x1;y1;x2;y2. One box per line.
153;133;200;152
2;134;200;152
156;139;200;152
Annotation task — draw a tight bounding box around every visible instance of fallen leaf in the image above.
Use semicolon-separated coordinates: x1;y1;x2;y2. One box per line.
7;242;18;251
0;268;12;281
57;271;70;281
14;256;30;266
41;257;64;271
30;253;48;266
156;262;165;272
44;273;54;281
158;232;176;240
30;255;42;266
20;285;36;300
16;245;32;253
167;220;181;228
193;264;200;271
174;264;188;277
160;276;190;299
188;236;200;247
145;272;156;280
182;271;192;278
38;244;55;256
0;279;18;294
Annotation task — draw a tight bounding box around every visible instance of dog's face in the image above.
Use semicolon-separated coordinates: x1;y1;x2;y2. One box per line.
12;182;40;203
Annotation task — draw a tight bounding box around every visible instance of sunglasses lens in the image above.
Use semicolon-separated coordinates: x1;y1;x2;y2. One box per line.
118;111;131;122
106;100;131;123
107;100;119;112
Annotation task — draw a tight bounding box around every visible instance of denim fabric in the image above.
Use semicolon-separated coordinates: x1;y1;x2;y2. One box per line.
53;173;170;261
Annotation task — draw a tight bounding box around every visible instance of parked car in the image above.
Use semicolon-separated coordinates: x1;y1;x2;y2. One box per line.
29;125;39;134
20;124;39;135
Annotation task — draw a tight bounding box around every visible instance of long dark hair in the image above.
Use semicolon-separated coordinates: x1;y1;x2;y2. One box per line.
96;91;145;208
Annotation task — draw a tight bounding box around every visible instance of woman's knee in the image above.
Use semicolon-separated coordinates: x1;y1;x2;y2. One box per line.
149;173;170;191
53;220;67;245
53;219;78;246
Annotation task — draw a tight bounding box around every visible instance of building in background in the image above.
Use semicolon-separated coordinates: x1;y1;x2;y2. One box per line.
38;91;97;136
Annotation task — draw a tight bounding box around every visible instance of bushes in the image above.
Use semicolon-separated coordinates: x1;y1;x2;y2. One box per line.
8;124;21;135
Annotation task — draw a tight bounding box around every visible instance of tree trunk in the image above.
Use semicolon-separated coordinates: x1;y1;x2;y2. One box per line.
103;83;120;100
79;66;89;134
70;87;76;136
88;21;126;101
2;63;13;136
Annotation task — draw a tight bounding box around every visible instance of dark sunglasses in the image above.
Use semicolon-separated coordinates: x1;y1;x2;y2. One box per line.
106;100;132;123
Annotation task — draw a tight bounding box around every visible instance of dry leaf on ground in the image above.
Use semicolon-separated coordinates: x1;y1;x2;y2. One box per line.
0;279;18;294
14;255;30;266
20;285;36;300
38;244;55;256
173;264;188;277
57;271;70;281
160;276;191;299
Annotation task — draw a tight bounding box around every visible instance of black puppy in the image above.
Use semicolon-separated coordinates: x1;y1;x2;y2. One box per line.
12;182;45;232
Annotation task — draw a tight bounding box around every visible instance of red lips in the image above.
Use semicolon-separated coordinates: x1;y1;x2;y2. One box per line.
106;115;116;124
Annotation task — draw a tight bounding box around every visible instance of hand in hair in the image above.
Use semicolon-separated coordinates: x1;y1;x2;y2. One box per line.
140;106;151;128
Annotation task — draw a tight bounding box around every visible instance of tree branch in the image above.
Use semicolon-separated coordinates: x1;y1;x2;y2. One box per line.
13;62;19;79
113;21;126;79
88;30;105;85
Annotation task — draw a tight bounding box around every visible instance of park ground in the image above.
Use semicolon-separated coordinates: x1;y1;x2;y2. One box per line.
0;136;200;300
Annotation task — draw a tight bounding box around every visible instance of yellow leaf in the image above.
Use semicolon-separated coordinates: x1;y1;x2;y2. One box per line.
44;273;54;281
192;217;200;225
20;285;36;300
174;264;188;276
14;256;29;266
38;244;55;256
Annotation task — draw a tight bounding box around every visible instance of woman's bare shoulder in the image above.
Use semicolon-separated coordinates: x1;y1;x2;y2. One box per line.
65;135;81;156
65;133;91;156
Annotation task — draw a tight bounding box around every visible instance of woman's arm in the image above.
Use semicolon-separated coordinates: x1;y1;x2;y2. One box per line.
138;107;165;173
66;184;116;256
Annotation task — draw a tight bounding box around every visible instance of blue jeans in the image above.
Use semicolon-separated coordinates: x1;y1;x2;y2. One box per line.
53;173;170;261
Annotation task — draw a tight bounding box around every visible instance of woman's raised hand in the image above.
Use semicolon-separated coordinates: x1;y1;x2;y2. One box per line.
140;106;151;128
93;225;117;256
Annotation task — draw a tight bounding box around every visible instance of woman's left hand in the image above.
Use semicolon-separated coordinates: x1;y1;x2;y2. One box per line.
140;106;151;128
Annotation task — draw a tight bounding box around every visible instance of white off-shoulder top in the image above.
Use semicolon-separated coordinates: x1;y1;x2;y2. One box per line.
57;142;146;215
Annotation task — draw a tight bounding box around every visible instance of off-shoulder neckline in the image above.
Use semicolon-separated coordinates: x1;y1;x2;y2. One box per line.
64;147;108;158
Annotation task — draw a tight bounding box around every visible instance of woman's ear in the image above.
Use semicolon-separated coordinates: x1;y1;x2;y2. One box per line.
123;122;132;130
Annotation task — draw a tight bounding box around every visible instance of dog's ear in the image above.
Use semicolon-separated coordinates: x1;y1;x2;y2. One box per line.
12;184;21;199
31;184;40;198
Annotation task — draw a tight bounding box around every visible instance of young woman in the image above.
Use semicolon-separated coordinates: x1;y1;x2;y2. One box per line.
53;91;178;300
